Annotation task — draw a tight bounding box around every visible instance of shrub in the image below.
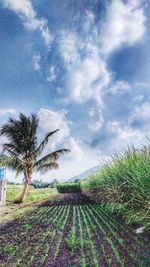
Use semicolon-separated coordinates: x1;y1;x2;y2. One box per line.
30;179;51;188
57;182;81;193
84;146;150;230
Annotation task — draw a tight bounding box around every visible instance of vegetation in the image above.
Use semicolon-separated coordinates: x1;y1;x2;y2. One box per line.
0;202;149;266
30;179;58;188
30;179;51;188
57;182;81;193
84;146;150;231
0;113;69;203
6;184;57;204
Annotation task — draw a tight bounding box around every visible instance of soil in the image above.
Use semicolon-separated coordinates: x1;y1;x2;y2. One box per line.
0;193;149;267
38;192;93;206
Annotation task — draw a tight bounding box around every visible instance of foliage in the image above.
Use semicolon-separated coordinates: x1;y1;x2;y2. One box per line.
84;146;150;230
57;182;81;193
21;223;32;232
0;113;69;202
28;179;58;188
30;179;51;188
65;207;76;255
4;244;18;256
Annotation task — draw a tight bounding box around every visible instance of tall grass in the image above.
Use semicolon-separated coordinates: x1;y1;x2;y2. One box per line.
84;146;150;230
57;182;81;193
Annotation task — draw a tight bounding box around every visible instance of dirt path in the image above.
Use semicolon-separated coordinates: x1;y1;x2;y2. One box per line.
0;204;35;227
0;205;20;224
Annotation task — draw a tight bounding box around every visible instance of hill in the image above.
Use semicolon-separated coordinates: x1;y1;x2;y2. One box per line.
68;166;100;182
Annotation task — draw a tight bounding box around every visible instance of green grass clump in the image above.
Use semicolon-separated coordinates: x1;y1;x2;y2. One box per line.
57;182;81;193
84;146;150;230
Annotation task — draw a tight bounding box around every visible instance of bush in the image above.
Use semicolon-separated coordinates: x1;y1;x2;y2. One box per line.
84;146;150;231
57;182;81;193
30;179;51;188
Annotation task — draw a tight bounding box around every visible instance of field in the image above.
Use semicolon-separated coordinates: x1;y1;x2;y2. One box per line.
0;193;149;267
6;184;57;204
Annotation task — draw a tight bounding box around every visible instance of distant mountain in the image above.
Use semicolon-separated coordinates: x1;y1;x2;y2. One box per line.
68;166;101;182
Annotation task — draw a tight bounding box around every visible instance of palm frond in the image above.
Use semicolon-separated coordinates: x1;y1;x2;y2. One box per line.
0;154;8;167
0;155;24;174
3;146;25;163
34;149;70;169
2;143;23;157
36;162;59;173
0;113;39;158
34;129;59;157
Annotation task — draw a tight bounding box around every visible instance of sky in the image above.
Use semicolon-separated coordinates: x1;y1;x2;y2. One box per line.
0;0;150;182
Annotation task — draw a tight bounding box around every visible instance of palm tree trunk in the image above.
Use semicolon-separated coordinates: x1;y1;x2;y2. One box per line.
14;180;29;204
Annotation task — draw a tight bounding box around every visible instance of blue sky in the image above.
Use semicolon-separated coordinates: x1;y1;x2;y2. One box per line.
0;0;150;182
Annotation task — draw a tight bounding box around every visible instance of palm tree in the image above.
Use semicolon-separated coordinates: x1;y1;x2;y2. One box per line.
0;113;70;203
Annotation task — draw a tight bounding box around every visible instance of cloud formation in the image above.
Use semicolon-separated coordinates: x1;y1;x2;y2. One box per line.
47;66;57;83
65;54;110;105
37;108;85;162
100;0;146;54
3;0;53;48
0;108;16;117
110;81;130;95
38;108;70;148
32;52;41;71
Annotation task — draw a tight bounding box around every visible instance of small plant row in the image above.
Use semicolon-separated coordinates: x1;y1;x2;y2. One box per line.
0;204;149;267
65;206;77;256
16;205;66;266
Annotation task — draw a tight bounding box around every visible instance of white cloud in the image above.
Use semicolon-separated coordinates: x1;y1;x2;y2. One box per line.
133;95;144;103
101;0;146;54
107;120;145;150
38;108;70;150
47;66;56;83
58;29;111;107
37;109;86;162
41;26;53;47
134;82;149;88
129;102;150;126
89;116;104;132
0;108;16;117
32;52;41;71
58;32;81;67
88;107;96;117
65;54;110;105
65;137;84;160
3;0;53;48
83;10;95;33
110;80;130;94
58;31;111;131
3;0;35;18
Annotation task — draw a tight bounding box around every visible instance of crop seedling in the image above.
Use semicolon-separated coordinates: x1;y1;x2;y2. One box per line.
4;244;18;256
65;228;76;255
21;223;32;232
